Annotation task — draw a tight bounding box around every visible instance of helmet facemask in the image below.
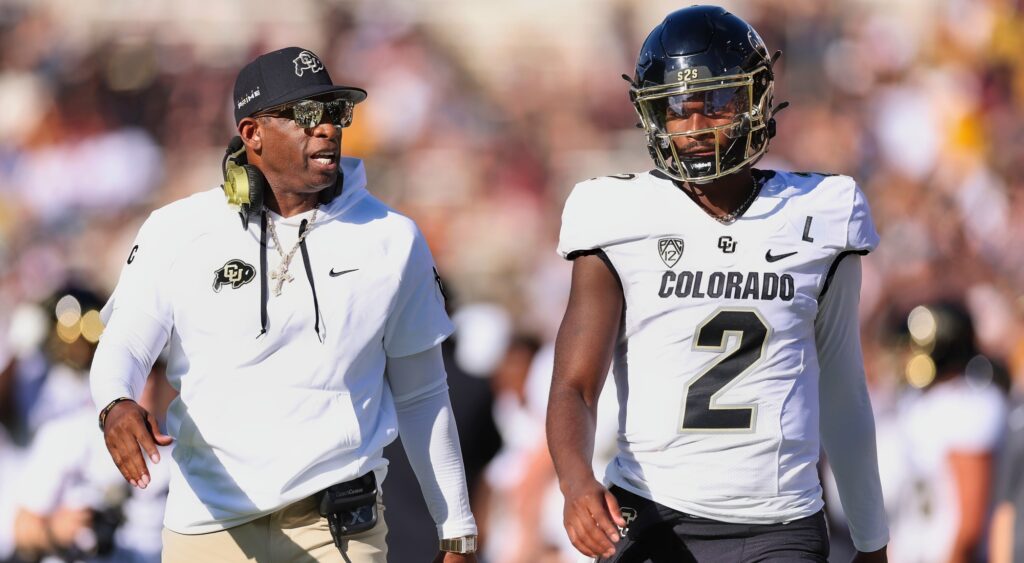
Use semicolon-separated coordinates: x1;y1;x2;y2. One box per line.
632;66;775;184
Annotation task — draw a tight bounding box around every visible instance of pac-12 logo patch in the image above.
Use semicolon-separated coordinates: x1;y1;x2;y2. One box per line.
213;259;256;292
658;238;684;268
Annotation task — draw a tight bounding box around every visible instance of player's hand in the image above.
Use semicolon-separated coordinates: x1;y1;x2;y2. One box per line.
101;399;173;489
430;552;477;563
850;546;887;563
561;476;626;558
47;507;92;547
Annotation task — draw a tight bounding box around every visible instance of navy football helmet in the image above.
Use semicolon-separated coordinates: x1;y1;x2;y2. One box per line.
629;6;784;183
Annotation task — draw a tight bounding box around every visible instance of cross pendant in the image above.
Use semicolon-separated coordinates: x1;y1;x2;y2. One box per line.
270;269;294;297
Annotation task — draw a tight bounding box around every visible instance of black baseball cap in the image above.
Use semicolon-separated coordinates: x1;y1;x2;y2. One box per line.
232;46;368;124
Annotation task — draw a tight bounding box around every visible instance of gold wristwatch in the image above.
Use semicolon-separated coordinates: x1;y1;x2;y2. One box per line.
439;535;478;554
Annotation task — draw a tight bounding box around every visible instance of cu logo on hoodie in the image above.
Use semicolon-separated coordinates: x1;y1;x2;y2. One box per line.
213;259;256;292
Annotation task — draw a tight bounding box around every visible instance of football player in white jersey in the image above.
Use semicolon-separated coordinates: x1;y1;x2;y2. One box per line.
546;6;889;562
889;303;1005;563
90;47;477;562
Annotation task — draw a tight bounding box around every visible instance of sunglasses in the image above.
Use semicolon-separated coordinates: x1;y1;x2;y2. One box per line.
255;98;355;129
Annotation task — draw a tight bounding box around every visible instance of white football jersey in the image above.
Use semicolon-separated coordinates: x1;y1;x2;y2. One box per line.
558;169;879;524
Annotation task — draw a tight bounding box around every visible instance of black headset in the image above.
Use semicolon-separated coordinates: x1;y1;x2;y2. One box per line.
221;136;343;229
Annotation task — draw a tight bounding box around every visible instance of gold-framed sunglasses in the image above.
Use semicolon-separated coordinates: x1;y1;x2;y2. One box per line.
255;98;355;129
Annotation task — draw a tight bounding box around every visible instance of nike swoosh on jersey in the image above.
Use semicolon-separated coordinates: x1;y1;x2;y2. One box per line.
329;268;359;277
765;250;798;263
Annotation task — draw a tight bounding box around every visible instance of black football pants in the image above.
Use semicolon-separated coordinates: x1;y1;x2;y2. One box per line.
596;487;829;563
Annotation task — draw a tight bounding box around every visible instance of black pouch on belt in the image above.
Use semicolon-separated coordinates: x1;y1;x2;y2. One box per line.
318;472;378;546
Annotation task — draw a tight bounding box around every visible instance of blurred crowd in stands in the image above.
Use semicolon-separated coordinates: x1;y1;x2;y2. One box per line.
1;0;1023;561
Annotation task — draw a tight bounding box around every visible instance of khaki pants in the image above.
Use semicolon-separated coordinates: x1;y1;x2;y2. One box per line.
162;495;388;563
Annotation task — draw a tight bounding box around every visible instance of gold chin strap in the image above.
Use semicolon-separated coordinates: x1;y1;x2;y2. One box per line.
222;144;251;207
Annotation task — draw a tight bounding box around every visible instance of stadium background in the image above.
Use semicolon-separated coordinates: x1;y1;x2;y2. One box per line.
0;0;1022;561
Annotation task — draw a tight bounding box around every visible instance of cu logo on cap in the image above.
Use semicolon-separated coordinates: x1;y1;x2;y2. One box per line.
293;51;324;76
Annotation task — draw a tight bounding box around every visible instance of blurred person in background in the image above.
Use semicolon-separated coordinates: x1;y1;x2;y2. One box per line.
990;338;1024;563
0;284;107;562
480;332;545;563
548;6;887;562
887;303;1006;563
12;364;174;563
89;46;477;562
510;339;620;563
0;285;103;448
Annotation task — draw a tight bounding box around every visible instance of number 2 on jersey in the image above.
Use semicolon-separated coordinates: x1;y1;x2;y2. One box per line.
679;309;771;433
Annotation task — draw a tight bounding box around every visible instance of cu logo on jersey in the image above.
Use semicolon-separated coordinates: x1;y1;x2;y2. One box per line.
718;236;737;253
292;50;324;76
658;237;684;268
213;259;256;292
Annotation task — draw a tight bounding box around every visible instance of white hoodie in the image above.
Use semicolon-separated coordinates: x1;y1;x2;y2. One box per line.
91;158;462;534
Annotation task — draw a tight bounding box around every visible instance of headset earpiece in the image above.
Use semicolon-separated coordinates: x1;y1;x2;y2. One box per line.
222;136;267;229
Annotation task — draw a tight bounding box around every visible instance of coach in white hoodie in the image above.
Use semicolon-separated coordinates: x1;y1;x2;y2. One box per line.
90;46;477;563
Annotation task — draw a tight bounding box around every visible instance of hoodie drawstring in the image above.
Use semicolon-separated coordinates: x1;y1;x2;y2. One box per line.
298;219;324;342
258;211;269;338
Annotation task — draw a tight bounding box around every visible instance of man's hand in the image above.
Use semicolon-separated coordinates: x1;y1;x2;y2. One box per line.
851;546;887;563
101;399;172;489
561;476;626;559
431;552;477;563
